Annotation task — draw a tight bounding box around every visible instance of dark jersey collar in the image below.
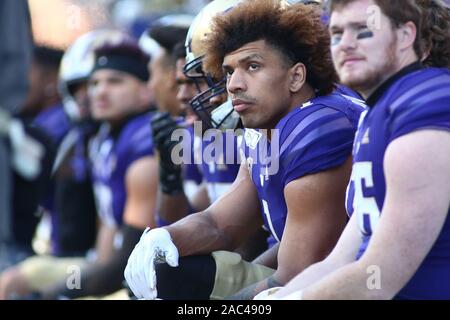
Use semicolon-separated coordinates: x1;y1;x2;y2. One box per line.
366;61;423;107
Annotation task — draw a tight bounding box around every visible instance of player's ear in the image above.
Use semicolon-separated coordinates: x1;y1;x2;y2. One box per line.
397;21;417;52
289;62;306;93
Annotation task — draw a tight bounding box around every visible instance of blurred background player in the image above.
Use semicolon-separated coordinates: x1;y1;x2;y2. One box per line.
145;15;195;117
141;15;242;226
0;44;64;275
49;30;114;258
0;33;158;300
20;46;67;139
19;45;73;258
40;35;158;300
149;8;242;222
0;30;111;298
138;16;207;226
0;0;51;273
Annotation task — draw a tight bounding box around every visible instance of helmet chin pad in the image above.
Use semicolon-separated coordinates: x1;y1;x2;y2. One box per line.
211;99;242;131
184;56;242;131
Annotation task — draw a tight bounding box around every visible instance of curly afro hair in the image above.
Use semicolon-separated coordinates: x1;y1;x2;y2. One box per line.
203;0;338;96
417;0;450;68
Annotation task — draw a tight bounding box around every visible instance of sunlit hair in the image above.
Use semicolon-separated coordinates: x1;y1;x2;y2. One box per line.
204;0;337;96
417;0;450;68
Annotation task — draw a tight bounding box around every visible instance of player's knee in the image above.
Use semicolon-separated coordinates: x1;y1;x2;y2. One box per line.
0;267;30;299
0;268;20;291
155;255;216;300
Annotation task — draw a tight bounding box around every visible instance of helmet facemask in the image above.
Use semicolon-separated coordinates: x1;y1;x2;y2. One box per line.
184;55;242;131
183;0;245;131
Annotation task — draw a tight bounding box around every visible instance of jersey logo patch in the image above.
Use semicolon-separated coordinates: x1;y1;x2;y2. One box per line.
244;129;262;149
300;101;313;109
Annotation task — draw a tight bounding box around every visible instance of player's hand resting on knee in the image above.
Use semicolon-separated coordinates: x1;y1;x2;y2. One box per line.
124;228;179;299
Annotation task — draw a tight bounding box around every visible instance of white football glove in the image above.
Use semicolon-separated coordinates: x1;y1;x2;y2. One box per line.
124;228;179;300
253;287;283;300
280;290;303;300
254;287;303;300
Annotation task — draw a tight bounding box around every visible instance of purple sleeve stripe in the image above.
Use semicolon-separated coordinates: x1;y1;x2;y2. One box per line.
288;117;354;156
391;91;450;131
389;74;450;113
280;108;341;154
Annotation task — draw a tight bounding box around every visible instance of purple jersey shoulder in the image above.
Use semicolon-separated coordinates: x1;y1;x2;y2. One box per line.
91;112;155;227
246;92;364;244
278;91;365;185
33;103;70;146
346;67;450;299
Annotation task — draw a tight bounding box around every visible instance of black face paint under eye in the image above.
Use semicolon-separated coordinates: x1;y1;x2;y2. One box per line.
357;30;374;40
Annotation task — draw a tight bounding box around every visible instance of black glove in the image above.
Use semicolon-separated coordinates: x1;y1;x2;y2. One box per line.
151;112;183;195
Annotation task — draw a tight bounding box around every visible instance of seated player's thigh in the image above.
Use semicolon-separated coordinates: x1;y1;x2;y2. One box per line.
19;255;87;291
211;251;275;300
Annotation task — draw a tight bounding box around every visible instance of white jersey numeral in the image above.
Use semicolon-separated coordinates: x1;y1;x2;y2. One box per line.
93;182;115;227
262;199;280;242
349;162;381;235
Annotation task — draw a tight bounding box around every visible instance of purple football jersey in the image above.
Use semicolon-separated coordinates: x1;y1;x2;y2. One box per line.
246;90;365;246
345;65;450;299
90;112;155;227
33;103;70;147
155;125;241;227
197;131;241;203
32;103;71;254
183;125;203;186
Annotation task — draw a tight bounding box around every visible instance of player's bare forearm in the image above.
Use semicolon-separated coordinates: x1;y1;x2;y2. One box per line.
166;210;234;257
299;260;388;299
227;276;283;300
